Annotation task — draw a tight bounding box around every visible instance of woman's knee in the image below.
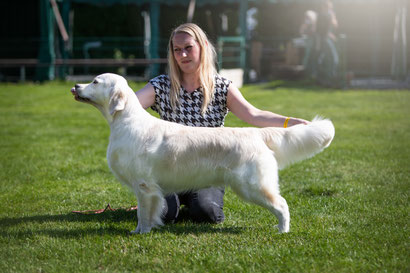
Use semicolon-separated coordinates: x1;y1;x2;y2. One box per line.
162;193;180;223
188;187;225;224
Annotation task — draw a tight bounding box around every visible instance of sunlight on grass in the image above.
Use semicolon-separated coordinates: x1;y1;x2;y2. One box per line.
0;80;409;272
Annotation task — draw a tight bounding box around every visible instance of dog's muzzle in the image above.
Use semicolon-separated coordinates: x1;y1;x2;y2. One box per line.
71;85;91;103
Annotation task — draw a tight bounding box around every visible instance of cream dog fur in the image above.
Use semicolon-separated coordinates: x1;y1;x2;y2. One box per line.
71;73;335;234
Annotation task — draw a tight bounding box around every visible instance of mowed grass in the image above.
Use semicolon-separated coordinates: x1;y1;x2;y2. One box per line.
0;79;408;272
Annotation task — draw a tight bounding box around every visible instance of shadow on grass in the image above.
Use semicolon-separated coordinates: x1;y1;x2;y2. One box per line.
0;210;243;238
156;222;243;236
299;185;339;197
0;209;137;227
0;226;132;238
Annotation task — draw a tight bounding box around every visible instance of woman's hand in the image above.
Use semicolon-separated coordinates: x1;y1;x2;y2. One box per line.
287;117;310;127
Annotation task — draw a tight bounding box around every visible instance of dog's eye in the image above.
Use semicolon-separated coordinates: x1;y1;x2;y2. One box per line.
93;79;98;84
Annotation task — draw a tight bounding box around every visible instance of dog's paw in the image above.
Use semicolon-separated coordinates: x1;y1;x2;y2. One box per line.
278;228;290;234
274;224;290;234
130;225;152;234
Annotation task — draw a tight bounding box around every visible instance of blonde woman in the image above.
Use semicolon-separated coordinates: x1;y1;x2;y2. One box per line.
136;23;309;224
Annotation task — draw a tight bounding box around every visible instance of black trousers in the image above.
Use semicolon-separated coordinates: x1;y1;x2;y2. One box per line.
162;187;225;224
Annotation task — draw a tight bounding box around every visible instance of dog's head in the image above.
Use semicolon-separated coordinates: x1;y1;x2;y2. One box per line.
71;73;130;121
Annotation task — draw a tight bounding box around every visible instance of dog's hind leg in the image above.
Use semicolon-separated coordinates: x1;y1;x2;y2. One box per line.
259;185;290;233
232;181;290;233
259;159;290;233
230;160;290;233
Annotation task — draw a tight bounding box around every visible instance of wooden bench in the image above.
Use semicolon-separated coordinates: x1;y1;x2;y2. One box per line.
0;58;167;81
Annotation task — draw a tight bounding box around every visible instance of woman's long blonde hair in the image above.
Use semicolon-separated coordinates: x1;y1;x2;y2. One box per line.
167;23;217;115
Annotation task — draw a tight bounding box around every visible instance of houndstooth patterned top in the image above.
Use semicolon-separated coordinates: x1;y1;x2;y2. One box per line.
149;74;231;127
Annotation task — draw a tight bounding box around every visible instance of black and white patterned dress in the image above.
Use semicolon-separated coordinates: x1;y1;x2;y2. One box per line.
149;74;231;127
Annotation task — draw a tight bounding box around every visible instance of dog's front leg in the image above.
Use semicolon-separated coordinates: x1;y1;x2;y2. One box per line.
131;191;152;234
130;182;164;234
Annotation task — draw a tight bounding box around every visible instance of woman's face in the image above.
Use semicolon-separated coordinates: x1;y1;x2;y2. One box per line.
172;32;202;75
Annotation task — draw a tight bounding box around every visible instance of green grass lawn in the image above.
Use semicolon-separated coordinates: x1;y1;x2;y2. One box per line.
0;79;409;272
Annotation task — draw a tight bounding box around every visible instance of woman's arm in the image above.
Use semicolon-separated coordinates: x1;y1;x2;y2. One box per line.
227;84;309;127
135;83;156;110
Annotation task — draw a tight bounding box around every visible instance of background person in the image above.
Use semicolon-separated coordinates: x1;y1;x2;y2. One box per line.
299;10;318;77
316;0;339;80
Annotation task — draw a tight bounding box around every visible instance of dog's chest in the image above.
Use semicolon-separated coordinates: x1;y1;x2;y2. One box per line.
106;140;146;185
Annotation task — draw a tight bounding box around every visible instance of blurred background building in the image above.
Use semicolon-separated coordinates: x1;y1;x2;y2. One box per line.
0;0;408;88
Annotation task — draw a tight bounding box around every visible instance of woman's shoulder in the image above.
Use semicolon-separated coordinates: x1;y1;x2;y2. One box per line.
214;73;232;90
149;74;170;86
149;74;171;94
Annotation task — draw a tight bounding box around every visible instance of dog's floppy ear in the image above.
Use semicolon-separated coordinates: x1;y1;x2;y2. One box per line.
109;87;126;116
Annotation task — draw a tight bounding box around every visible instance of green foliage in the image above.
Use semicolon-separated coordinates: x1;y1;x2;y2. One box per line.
0;81;409;272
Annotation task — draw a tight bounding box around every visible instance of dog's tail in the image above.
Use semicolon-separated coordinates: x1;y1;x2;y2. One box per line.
261;117;335;169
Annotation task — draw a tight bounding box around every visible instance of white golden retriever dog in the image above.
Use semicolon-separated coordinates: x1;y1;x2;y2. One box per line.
71;73;335;234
